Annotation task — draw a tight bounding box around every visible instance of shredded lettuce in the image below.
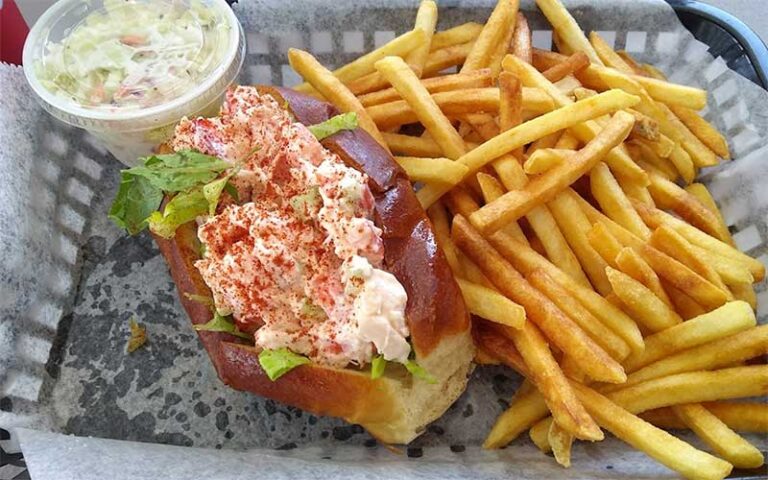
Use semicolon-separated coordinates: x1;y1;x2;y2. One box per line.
405;360;437;384
258;348;311;381
147;189;209;239
308;112;359;141
192;312;251;340
109;171;163;235
127;150;230;192
371;355;387;379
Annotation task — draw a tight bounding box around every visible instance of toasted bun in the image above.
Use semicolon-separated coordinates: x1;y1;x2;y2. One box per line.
153;87;474;444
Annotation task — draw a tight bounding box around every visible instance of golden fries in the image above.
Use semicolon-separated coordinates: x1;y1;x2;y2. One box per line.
430;22;484;51
394;156;469;185
572;383;733;480
288;48;389;150
293;29;426;93
672;403;765;469
541;51;590;82
535;0;602;64
511;12;532;63
375;56;467;158
642;403;768;434
358;69;493;107
284;1;762;474
457;278;526;329
417;89;640;207
471;110;635;233
462;0;517;73
453;215;626;384
405;1;438;75
607;366;768;414
623;300;755;372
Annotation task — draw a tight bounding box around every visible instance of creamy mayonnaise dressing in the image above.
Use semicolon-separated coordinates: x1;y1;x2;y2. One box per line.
171;86;411;368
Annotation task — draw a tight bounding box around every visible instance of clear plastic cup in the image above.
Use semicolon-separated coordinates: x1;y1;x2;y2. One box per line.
23;0;244;166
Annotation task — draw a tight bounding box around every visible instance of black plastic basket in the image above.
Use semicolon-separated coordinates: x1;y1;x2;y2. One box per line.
667;0;768;89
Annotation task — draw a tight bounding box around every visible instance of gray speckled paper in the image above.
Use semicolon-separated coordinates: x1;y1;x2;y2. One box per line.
1;0;767;478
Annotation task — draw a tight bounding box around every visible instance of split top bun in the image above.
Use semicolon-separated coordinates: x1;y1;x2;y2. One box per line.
153;85;474;444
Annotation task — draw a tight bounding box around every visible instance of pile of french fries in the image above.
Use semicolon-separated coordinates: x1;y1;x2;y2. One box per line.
286;0;767;477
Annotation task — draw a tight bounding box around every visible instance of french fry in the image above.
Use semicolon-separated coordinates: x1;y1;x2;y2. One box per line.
504;55;649;187
672;403;765;469
589;31;635;74
346;64;421;96
475;321;529;373
486;228;645;353
572;383;734;480
669;105;730;159
422;41;475;77
668;143;696;184
486;12;516;77
470;111;635;234
607;366;768;414
615;171;655;206
657;103;719;168
554;130;580;149
685;183;734;246
458;278;526;329
535;0;603;64
288;48;390;151
525;131;562;157
616;50;648;76
541;51;590;82
627;110;661;142
619;326;768;389
452;215;627;384
532;48;567;71
548;192;614;295
623;301;755;373
383;132;443;157
615;247;673;308
394;156;469;185
358;69;493;106
641;402;768;434
590;162;651;238
293;29;426;93
367;87;553;130
644;172;731;243
475;172;530;246
649;226;732;296
416;89;640;207
427;201;463;277
523;148;570;174
461;0;517;73
587;222;623;268
663;281;707;320
511;12;532;63
484;387;550;448
528;268;631;360
375;56;467;158
457;250;494;287
632;200;765;281
430;22;484;51
570;189;731;310
605;266;682;332
405;1;439;75
628;141;678;180
529;417;552;452
513;322;603;440
548;421;574;467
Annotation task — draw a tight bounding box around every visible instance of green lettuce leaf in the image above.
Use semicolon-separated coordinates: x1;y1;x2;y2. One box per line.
308;112;358;141
147;189;208;239
192;312;251;340
371;355;387;379
127;150;230;192
405;360;437;384
258;348;311;381
109;171;163;235
202;175;232;216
